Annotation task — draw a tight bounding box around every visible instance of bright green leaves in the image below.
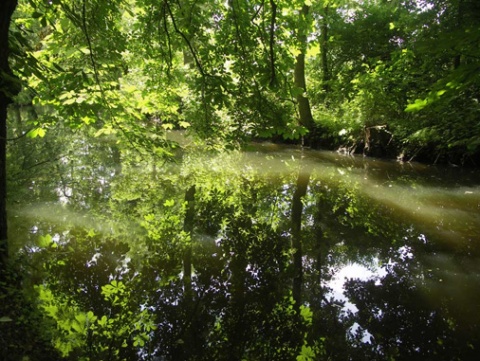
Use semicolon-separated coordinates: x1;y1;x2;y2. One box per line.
405;89;449;112
297;345;316;361
405;98;429;112
101;280;126;306
164;199;175;207
36;286;87;357
179;121;191;128
296;306;325;360
306;43;320;58
72;311;97;333
37;234;54;248
300;305;313;325
78;47;91;55
132;309;157;347
37;274;157;358
58;90;86;105
27;127;46;138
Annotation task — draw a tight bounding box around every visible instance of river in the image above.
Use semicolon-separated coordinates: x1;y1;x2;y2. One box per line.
5;140;480;360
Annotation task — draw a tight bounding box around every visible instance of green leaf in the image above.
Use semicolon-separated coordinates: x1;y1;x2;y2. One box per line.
297;345;316;361
164;199;175;207
62;98;76;105
97;315;108;326
37;234;53;248
75;313;87;324
144;213;155;222
79;47;91;55
300;305;313;325
0;316;13;322
405;98;428;112
27;127;46;138
161;123;174;130
71;321;84;333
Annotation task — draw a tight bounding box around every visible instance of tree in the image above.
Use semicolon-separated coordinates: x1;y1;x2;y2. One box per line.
0;0;18;274
294;3;315;134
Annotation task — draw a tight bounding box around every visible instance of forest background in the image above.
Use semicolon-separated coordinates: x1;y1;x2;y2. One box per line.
2;0;480;162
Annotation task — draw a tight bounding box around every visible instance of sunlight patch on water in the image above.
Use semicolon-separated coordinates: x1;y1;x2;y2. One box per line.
360;183;480;245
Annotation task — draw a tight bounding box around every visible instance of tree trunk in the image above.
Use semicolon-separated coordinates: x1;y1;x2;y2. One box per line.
453;0;464;69
291;167;310;312
294;4;315;132
319;5;330;98
0;0;19;273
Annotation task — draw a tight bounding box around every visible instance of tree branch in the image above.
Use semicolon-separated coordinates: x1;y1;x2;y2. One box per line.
165;0;205;77
4;127;34;141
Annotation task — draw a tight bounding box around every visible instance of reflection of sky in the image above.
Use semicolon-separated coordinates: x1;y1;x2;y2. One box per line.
327;261;387;313
326;261;388;343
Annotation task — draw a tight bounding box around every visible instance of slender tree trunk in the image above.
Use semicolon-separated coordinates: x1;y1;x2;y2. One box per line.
319;5;330;98
453;0;464;69
291;167;310;312
0;0;19;273
294;4;315;132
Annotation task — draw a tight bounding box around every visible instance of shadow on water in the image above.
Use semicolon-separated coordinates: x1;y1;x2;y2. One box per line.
3;141;480;360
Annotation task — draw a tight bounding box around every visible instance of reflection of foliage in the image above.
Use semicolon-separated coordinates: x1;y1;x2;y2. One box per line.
0;262;61;361
344;255;480;361
32;233;159;360
6;147;480;359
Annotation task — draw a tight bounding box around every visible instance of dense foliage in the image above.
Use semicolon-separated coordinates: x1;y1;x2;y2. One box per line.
4;0;479;164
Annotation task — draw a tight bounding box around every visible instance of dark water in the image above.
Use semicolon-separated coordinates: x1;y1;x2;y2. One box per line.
4;143;480;360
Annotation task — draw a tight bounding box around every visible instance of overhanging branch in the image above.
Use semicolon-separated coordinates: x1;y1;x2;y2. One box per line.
165;0;205;77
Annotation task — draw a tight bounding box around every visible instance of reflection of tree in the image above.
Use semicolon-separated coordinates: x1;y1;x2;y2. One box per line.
182;185;195;302
344;252;480;360
7;149;480;360
291;167;310;311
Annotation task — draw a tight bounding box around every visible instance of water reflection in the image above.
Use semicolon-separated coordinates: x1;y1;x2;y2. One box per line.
4;143;480;360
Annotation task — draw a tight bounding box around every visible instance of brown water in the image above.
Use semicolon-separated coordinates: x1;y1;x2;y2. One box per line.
6;144;480;360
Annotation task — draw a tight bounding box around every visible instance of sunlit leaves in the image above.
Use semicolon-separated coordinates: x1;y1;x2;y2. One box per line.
405;98;429;112
163;199;175;207
297;345;316;361
27;127;46;138
300;305;313;325
78;47;91;55
37;234;53;248
306;43;320;58
36;286;86;357
72;311;97;333
179;121;191;128
101;280;126;305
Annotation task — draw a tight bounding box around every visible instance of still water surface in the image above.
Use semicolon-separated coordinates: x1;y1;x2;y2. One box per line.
8;143;480;360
